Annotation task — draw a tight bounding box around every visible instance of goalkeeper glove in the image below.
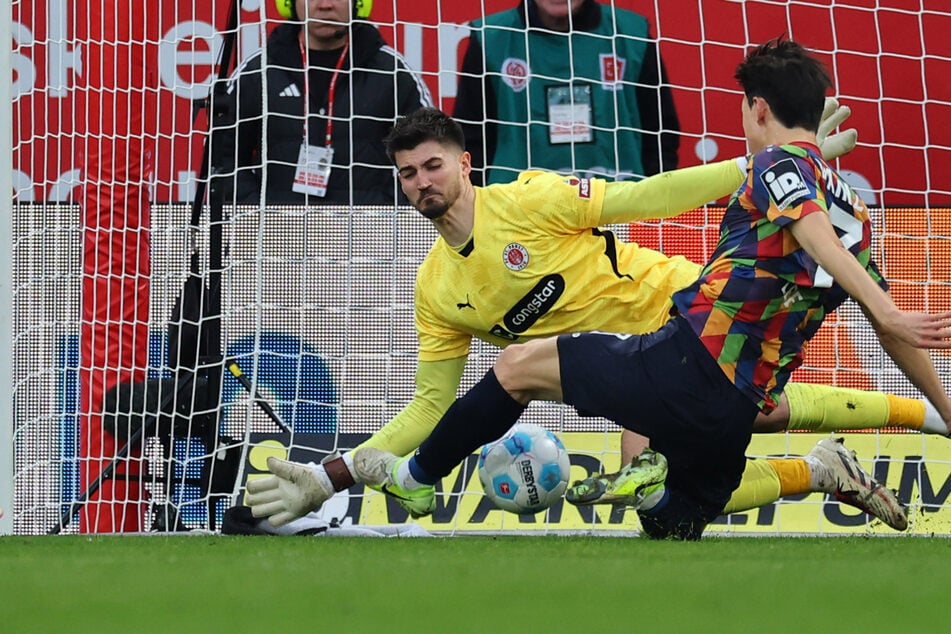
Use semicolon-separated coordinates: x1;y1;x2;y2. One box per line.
245;457;335;527
733;96;856;177
817;96;857;160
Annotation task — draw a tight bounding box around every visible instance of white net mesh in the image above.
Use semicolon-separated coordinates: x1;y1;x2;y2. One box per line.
7;1;951;535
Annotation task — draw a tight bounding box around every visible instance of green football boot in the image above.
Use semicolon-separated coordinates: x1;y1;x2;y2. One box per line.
566;447;668;508
353;447;436;518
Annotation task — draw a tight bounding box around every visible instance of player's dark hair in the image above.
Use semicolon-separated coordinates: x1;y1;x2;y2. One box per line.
734;36;832;133
384;107;466;163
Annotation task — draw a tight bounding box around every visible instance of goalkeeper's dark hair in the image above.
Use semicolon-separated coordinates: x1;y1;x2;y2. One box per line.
384;108;466;163
734;36;831;133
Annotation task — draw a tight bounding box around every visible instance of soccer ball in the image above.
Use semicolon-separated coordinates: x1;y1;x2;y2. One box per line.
477;423;571;514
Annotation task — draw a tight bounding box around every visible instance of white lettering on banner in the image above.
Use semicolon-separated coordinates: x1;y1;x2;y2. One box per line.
177;171;197;203
403;23;423;77
239;22;265;67
47;0;82;97
13;170;35;201
437;23;470;100
158;21;222;100
11;23;36;100
47;169;82;202
14;17;226;100
13;169;84;202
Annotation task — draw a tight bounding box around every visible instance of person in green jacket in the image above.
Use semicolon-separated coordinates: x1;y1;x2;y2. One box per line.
453;0;680;185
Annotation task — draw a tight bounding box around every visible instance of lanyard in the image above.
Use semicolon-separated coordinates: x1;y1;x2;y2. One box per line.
298;32;350;148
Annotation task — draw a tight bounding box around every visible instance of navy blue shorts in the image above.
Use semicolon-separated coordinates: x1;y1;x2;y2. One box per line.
557;317;759;536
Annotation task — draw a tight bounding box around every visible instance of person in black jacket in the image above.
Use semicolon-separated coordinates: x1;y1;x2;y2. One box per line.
212;0;433;205
453;0;680;186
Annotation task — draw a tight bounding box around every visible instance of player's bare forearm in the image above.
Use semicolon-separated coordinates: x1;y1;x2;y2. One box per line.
788;213;937;346
869;310;951;349
793;215;951;347
789;213;892;309
791;212;951;431
874;330;951;431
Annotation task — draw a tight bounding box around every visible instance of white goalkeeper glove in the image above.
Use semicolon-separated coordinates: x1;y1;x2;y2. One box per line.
817;96;857;160
245;457;335;527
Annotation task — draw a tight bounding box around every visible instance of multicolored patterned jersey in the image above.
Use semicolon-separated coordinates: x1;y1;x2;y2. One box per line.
415;170;702;362
671;142;886;412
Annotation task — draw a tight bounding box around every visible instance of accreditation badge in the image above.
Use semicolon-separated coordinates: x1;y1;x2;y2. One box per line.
547;84;593;145
292;143;334;197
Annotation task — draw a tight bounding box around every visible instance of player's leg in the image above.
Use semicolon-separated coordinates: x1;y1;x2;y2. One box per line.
411;337;563;475
622;385;910;456
627;381;946;468
617;405;910;530
352;337;564;515
754;383;947;435
558;321;758;539
722;437;907;530
620;429;650;462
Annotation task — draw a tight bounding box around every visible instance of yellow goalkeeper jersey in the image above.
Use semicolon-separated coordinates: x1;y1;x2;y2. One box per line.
360;160;744;455
415;170;704;362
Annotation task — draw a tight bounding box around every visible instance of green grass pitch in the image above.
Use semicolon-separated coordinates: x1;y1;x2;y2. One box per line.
2;534;949;633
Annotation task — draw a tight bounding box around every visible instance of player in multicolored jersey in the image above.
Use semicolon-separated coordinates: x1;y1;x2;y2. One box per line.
335;40;951;540
243;100;938;534
673;141;881;411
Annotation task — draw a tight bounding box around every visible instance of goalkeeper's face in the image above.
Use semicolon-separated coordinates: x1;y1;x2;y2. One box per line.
395;140;471;220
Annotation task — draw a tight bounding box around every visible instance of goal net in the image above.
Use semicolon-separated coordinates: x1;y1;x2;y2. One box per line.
5;0;951;536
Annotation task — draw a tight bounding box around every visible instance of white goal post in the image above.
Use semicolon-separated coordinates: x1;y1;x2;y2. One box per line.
0;0;13;536
5;0;951;536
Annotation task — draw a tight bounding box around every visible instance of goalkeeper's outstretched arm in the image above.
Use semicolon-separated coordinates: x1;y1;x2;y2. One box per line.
599;97;856;225
355;357;466;457
245;357;466;527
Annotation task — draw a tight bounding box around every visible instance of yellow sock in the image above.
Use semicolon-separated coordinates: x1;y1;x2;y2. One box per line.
723;458;782;514
885;394;925;430
785;383;903;431
769;457;813;496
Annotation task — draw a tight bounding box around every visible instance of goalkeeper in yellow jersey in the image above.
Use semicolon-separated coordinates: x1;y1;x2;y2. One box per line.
245;107;941;532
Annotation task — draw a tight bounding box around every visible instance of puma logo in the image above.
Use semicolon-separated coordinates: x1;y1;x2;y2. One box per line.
457;295;476;310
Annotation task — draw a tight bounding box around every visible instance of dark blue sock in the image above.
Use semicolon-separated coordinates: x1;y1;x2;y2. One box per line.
413;369;527;481
407;456;436;485
642;487;670;512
